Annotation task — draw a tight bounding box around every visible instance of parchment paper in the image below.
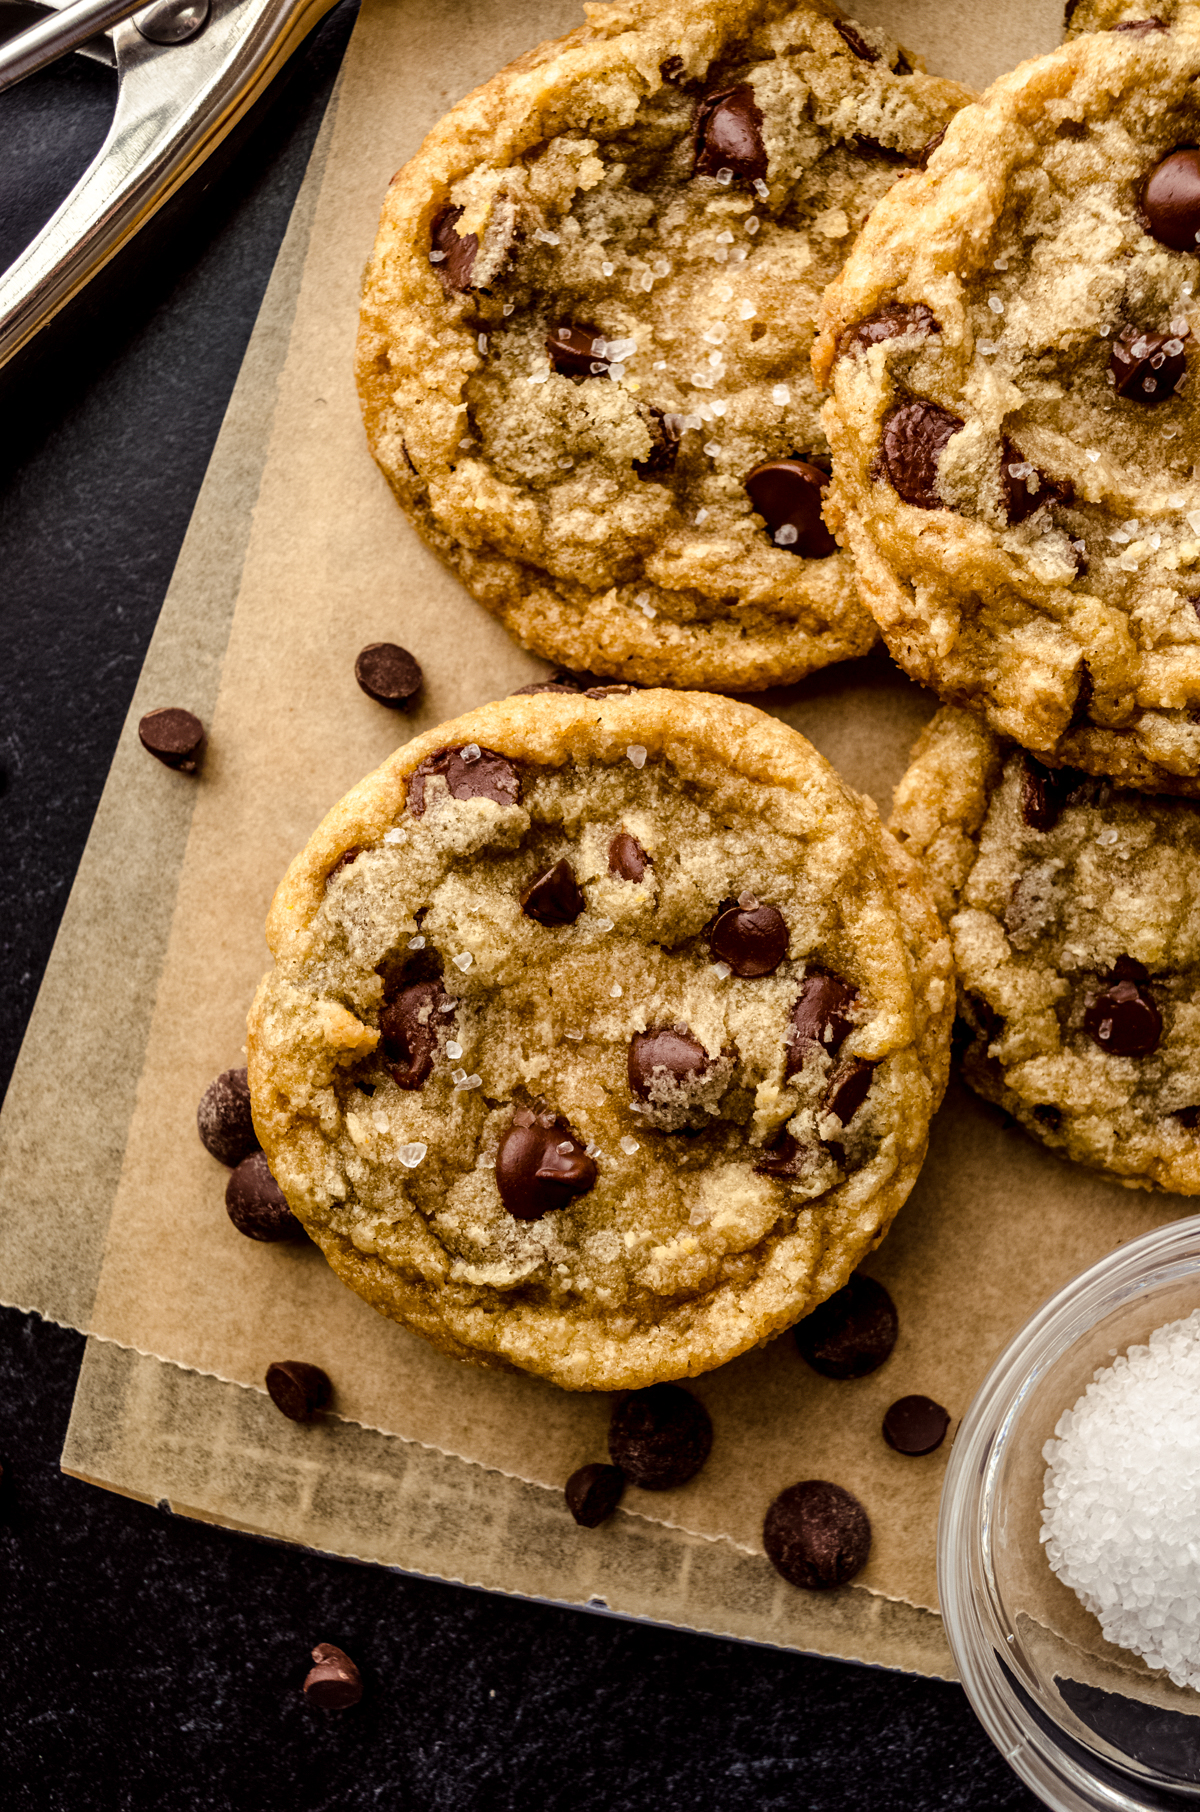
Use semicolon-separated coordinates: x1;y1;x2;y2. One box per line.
3;0;1172;1668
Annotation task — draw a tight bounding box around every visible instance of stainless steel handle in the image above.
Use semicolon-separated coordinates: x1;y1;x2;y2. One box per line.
0;0;147;89
0;0;342;370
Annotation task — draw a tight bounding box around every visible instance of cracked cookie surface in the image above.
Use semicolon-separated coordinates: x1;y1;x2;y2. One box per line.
893;704;1200;1194
356;0;971;693
816;19;1200;790
247;690;952;1390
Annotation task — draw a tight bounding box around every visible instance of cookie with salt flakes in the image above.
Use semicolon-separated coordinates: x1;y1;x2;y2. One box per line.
356;0;972;693
247;690;952;1391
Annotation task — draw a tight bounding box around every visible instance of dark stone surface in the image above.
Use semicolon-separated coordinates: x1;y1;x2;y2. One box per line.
0;19;1041;1809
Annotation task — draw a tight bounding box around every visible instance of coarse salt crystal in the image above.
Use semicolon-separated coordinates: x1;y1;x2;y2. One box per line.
1085;449;1101;463
557;1141;574;1154
397;1142;427;1169
977;341;999;356
703;323;727;344
408;935;426;950
384;828;407;845
712;960;732;980
626;744;648;769
988;295;1004;314
993;256;1009;270
737;299;756;320
593;917;614;932
704;440;721;457
745;217;760;236
775;525;799;546
477;333;488;354
1097;825;1119;845
446;1041;463;1059
753;178;769;200
455;1073;482;1092
565;1029;584;1040
710;399;727;417
610;983;623;999
533;227;560;245
429;250;446;263
619;1136;640;1155
715;229;734;244
1187;510;1200;535
460;744;481;763
601;260;615;276
453;952;473;971
772;384;789;405
716;168;733;186
476;1153;496;1169
695;508;710;525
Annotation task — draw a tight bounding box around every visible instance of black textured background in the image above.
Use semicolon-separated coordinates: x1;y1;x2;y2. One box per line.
0;14;1041;1807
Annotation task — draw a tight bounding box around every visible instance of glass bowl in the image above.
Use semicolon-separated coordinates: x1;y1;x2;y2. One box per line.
939;1214;1200;1811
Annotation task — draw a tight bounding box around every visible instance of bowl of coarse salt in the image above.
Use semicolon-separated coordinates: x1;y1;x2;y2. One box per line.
939;1214;1200;1812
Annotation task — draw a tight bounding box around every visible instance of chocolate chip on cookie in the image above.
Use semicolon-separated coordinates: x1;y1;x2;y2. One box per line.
355;642;423;709
1143;148;1200;251
633;405;683;479
326;848;360;888
1019;756;1082;833
744;461;837;557
226;1152;303;1242
1000;439;1069;525
785;972;857;1078
1110;322;1189;404
429;204;476;293
709;897;789;977
754;1132;815;1179
546;323;605;378
379;979;452;1089
138;707;205;772
838;301;939;359
692;84;767;182
1083;972;1162;1057
197;1067;258;1168
882;1394;950;1455
303;1644;363;1710
407;746;520;815
520;858;585;925
628;1026;710;1101
608;1384;712;1490
878;401;963;507
763;1479;871;1589
565;1462;626;1527
795;1273;898;1379
833;20;879;62
496;1108;596;1220
266;1360;331;1421
823;1058;875;1125
1113;15;1169;32
608;830;649;881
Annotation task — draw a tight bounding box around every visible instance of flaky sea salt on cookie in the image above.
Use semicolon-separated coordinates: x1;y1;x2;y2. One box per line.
892;704;1200;1195
355;0;972;694
816;17;1200;792
247;690;952;1391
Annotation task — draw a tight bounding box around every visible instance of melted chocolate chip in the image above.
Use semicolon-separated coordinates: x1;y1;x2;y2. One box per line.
1083;974;1162;1057
326;848;360;887
225;1152;303;1242
354;643;423;709
1001;437;1070;524
1113;14;1168;30
710;900;789;977
379;979;451;1090
795;1273;898;1379
1143;147;1200;252
197;1067;259;1168
834;19;879;61
754;1133;815;1180
565;1462;626;1527
744;460;837;557
430;205;477;294
520;858;585;926
608;830;650;881
138;707;205;771
547;322;605;378
628;1026;709;1101
878;400;963;507
1019;755;1084;832
693;84;767;183
918;128;946;170
495;1108;596;1220
608;1384;712;1490
407;746;520;815
882;1395;950;1456
838;301;939;359
763;1480;871;1589
660;53;686;84
266;1360;330;1422
634;405;682;479
823;1058;875;1125
303;1644;363;1711
785;972;857;1080
1110;322;1189;404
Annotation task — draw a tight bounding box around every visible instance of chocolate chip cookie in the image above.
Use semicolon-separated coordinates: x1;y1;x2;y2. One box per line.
356;0;971;694
893;704;1200;1193
816;19;1200;791
247;690;952;1390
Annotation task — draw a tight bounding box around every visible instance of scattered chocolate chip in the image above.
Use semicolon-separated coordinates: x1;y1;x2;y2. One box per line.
1083;974;1162;1057
430;205;477;293
609;830;649;881
1114;14;1168;30
634;405;682;479
520;858;585;926
795;1273;898;1379
763;1480;871;1589
1110;322;1188;404
225;1152;303;1242
565;1462;626;1527
660;53;686;83
834;19;879;61
1174;1105;1200;1128
744;460;837;557
138;707;205;772
822;1058;875;1125
197;1067;258;1167
878;400;963;507
407;746;520;815
266;1360;330;1422
354;643;423;709
754;1132;815;1180
629;1026;709;1101
883;1395;950;1456
608;1384;712;1490
379;979;451;1089
326;847;360;886
918;128;946;169
1033;1104;1063;1131
1000;437;1070;524
1143;147;1200;252
496;1108;596;1220
838;301;939;359
693;84;767;183
547;322;605;378
785;972;857;1079
710;899;789;978
1019;754;1083;832
303;1644;363;1710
